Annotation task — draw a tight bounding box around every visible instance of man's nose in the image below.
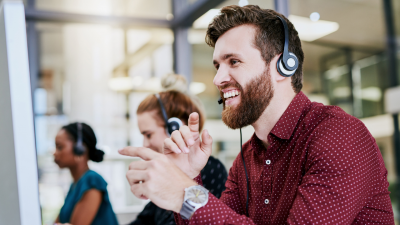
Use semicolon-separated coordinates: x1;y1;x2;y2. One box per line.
213;65;231;87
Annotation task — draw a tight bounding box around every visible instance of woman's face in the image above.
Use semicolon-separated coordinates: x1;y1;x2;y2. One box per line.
137;111;170;153
53;129;77;168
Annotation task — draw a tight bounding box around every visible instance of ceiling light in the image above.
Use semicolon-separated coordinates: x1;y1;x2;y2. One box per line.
238;0;249;7
333;86;351;98
193;9;220;29
309;12;320;21
361;87;382;102
132;76;143;87
109;77;134;92
190;82;206;95
289;15;339;42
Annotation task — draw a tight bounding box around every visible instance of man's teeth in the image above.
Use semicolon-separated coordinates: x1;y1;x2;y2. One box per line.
224;90;240;99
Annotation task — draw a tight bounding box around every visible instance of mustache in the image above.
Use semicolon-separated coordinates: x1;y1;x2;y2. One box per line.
218;82;243;98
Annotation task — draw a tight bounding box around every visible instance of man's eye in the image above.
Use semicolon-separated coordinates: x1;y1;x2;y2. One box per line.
146;134;151;139
231;60;239;65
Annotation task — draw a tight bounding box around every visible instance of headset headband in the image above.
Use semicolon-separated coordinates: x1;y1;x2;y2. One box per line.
155;94;169;127
277;16;290;66
77;123;82;145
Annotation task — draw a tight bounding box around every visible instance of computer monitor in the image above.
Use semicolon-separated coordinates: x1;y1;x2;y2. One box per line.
0;1;42;224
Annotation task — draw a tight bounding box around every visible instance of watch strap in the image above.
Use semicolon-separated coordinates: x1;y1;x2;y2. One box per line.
180;200;196;220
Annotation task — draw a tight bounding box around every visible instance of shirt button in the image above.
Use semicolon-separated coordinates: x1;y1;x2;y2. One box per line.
266;160;271;165
264;199;269;204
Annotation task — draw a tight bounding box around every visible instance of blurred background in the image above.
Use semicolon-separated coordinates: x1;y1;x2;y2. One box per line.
21;0;400;224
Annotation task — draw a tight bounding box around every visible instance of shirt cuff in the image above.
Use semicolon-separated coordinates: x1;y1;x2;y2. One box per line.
194;173;203;186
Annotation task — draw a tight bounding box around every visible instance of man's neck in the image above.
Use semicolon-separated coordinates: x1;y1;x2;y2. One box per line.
252;90;297;148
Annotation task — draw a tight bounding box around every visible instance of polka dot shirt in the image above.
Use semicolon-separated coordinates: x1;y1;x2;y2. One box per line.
175;91;394;224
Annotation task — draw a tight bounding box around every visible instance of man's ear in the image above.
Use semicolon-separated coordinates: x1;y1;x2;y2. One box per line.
270;54;286;82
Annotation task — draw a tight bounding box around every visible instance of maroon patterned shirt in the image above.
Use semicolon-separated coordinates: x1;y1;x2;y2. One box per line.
175;91;394;224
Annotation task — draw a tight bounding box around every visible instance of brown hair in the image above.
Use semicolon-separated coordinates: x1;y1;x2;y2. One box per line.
137;91;205;132
206;5;304;93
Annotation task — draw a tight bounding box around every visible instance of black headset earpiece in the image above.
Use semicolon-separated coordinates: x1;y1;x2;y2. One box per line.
155;94;183;136
74;122;85;155
276;16;299;77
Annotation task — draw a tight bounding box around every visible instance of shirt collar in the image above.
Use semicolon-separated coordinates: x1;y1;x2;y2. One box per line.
250;91;311;153
270;91;311;140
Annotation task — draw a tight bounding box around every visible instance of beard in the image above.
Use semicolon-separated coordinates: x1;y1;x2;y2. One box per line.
220;69;274;129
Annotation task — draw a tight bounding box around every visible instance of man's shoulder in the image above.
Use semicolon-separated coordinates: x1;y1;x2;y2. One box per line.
305;102;365;132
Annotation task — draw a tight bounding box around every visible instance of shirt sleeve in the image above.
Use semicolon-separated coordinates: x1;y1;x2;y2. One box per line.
287;117;393;224
201;156;228;198
174;156;257;225
76;171;108;203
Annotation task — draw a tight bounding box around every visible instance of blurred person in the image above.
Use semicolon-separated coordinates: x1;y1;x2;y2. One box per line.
53;122;118;225
129;74;228;225
120;5;394;225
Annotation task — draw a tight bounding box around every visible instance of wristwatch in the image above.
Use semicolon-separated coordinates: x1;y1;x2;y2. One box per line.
179;185;209;220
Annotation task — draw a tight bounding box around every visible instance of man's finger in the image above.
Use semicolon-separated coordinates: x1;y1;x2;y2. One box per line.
188;112;200;133
119;147;160;160
163;138;182;154
128;160;148;170
171;130;190;153
179;126;195;147
126;170;148;186
130;182;149;200
200;129;213;156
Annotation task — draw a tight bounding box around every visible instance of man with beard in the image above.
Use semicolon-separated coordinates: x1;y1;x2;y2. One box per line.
119;5;394;225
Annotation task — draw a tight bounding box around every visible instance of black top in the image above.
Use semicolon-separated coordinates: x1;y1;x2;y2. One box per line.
129;156;228;225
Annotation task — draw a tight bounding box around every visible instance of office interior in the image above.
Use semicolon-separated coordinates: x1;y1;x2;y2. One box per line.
19;0;400;224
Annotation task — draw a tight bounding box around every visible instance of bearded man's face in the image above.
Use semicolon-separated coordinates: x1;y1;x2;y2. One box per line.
219;69;274;129
212;24;275;129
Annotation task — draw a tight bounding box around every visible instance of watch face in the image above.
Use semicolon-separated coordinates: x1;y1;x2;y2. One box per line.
186;188;207;204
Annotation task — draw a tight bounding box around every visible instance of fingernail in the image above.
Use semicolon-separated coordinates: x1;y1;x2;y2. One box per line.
184;147;190;153
188;139;195;146
118;149;123;153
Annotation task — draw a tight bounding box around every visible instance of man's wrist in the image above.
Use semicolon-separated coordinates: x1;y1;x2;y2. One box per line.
173;180;198;213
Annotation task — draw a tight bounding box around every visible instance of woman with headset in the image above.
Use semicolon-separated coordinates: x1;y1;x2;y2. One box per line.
129;74;228;225
53;122;118;225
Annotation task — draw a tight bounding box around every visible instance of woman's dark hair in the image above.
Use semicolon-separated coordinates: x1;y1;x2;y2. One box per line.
62;122;104;162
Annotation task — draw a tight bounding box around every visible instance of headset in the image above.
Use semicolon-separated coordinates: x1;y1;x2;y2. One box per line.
74;122;85;155
276;16;299;77
217;16;297;217
155;93;183;136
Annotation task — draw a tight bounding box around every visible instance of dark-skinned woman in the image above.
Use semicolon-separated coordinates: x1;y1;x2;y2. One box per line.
53;122;118;225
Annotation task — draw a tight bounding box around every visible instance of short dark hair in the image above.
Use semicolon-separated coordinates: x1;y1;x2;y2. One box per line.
206;5;304;93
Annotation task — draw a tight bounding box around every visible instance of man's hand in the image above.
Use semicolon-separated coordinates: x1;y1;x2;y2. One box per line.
163;112;213;179
119;147;197;213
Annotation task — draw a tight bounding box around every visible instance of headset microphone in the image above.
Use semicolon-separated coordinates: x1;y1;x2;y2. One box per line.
155;93;183;136
218;97;223;104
